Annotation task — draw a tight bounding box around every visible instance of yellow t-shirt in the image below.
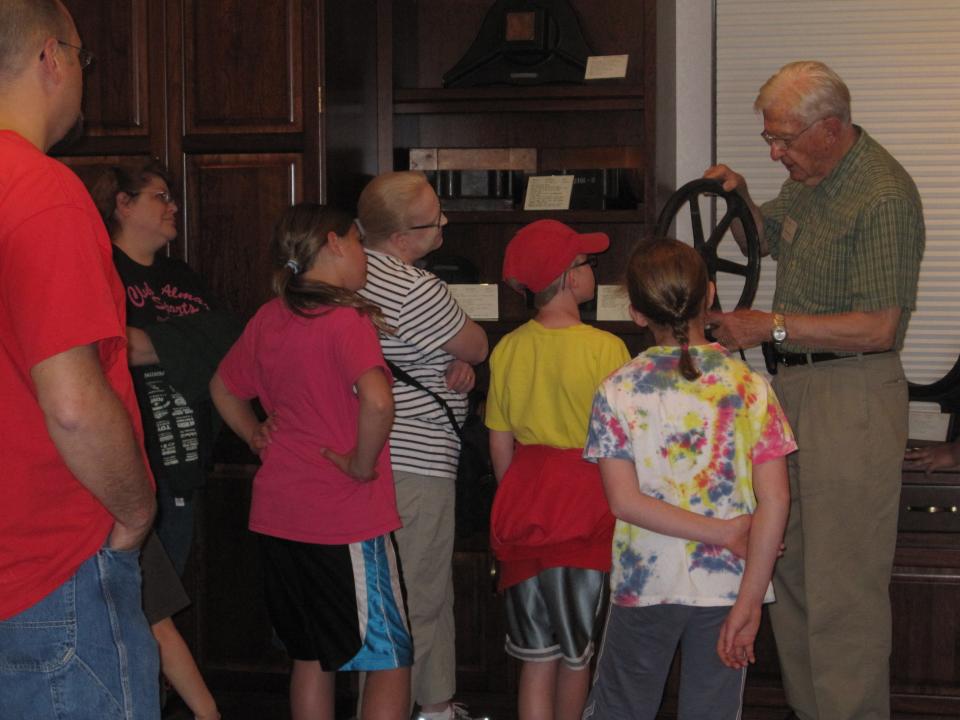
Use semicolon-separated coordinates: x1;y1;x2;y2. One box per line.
486;320;630;448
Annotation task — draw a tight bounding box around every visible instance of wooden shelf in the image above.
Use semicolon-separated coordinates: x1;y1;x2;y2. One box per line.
478;319;644;335
394;84;644;115
445;208;646;225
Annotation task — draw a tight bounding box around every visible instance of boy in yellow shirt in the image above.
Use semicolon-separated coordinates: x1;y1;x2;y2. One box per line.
485;219;630;720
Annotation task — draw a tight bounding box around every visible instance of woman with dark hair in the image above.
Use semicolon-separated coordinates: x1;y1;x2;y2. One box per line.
91;161;237;720
91;161;239;575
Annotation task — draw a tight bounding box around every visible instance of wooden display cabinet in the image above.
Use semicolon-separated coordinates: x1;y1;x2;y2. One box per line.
386;0;655;340
890;464;960;717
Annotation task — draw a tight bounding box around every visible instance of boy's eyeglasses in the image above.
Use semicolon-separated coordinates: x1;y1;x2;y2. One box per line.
569;255;598;270
57;40;94;70
560;255;598;291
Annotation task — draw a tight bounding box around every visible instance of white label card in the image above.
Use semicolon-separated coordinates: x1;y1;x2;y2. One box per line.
585;54;629;80
446;283;499;321
596;285;632;322
523;175;575;211
908;401;953;442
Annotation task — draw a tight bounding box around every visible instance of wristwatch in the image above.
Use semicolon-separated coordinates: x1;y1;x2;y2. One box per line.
772;313;788;346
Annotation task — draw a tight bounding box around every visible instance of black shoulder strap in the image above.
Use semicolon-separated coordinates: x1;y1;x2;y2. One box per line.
386;360;463;439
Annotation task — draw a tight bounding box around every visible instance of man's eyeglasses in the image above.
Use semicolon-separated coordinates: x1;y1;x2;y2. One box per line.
760;118;820;151
58;41;94;70
406;209;446;233
132;190;176;205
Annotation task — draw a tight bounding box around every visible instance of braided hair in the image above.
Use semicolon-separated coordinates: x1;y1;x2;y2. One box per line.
626;238;710;381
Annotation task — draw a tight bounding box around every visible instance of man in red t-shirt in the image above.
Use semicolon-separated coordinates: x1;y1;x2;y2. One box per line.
0;2;159;718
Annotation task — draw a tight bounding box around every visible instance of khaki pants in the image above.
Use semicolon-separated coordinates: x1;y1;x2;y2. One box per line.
769;352;907;720
360;471;456;713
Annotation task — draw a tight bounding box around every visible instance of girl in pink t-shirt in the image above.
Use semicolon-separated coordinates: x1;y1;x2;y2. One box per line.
211;203;411;720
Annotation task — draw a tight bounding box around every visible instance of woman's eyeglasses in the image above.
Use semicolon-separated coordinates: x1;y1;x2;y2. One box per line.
131;190;176;205
405;209;446;233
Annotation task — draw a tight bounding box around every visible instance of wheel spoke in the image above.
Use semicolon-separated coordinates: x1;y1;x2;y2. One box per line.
706;206;738;250
688;197;707;247
715;256;750;277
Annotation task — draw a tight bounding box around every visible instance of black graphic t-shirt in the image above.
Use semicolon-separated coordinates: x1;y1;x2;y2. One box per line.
113;246;218;496
114;247;213;327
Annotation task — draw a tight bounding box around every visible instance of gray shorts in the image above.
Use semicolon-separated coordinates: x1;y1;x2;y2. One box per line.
583;603;747;720
503;566;607;669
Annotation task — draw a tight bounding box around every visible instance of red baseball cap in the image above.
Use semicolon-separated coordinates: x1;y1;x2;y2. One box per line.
502;220;609;293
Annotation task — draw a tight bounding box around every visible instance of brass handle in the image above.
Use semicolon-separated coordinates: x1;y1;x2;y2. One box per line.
906;505;959;514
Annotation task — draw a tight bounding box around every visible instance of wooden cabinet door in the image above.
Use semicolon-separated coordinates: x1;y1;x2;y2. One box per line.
63;0;151;138
453;538;518;696
184;152;303;317
59;0;165;159
180;0;304;136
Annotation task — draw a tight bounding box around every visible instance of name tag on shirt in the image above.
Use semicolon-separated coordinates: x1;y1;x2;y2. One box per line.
783;216;799;245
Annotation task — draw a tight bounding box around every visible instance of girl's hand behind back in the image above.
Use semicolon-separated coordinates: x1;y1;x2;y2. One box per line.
723;514;752;559
321;446;377;482
249;413;278;455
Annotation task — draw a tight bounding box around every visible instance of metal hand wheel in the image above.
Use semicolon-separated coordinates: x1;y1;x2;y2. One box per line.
654;178;762;311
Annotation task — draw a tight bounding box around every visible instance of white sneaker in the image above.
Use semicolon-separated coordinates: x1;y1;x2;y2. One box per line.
417;703;489;720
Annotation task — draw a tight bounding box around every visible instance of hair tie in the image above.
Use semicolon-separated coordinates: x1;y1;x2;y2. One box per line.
681;342;689;352
285;258;302;275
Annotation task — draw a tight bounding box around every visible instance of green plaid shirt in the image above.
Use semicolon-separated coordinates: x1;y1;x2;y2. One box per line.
762;128;925;353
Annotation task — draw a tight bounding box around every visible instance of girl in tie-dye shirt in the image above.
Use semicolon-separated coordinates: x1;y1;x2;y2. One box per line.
582;239;796;720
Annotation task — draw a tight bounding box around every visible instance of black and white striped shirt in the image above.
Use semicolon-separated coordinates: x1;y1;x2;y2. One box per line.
359;249;468;479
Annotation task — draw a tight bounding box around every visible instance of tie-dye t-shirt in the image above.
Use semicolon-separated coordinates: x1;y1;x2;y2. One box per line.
584;343;796;608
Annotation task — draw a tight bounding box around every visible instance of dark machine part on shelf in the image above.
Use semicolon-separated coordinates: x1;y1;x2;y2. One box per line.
417;255;481;285
427;169;525;211
530;169;641;210
410;147;536;211
442;0;592;87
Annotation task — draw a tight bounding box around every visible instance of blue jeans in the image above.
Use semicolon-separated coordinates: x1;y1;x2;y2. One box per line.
155;475;195;577
0;547;160;720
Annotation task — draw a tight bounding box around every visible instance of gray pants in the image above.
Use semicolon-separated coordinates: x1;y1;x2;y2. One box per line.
583;604;746;720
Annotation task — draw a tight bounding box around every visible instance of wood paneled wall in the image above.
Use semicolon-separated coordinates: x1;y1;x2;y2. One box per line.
58;0;321;320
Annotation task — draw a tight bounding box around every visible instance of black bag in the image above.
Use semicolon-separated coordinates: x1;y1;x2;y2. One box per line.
453;395;496;538
386;361;495;538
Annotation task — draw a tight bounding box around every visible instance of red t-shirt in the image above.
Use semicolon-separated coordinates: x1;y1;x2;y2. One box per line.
0;131;150;619
217;301;400;544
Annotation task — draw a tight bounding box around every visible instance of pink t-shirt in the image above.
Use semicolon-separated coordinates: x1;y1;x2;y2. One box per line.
217;300;399;544
0;131;151;619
